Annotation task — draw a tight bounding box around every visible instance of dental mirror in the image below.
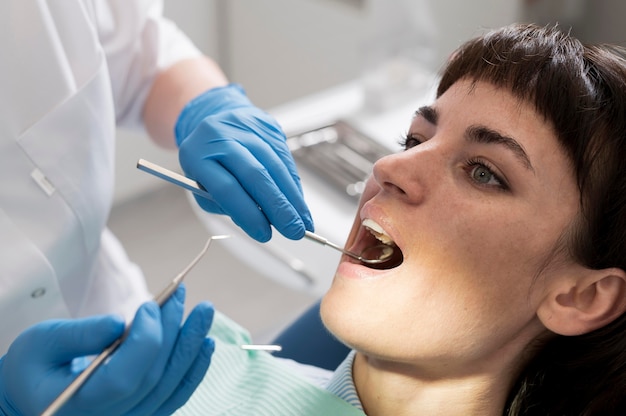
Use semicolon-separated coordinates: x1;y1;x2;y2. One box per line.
303;231;395;265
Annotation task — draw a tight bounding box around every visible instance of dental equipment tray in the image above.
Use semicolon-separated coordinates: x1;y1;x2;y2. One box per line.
287;121;391;199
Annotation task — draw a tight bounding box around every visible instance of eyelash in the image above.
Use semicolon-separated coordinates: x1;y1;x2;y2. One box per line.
398;133;422;150
397;134;509;192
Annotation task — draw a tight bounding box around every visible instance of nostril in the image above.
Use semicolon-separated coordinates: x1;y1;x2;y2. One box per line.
383;181;407;196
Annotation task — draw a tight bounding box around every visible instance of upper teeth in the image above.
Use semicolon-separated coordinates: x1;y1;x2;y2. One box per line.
362;218;395;246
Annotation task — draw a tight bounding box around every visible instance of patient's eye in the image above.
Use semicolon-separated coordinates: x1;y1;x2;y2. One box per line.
471;165;498;185
465;158;508;191
399;134;423;151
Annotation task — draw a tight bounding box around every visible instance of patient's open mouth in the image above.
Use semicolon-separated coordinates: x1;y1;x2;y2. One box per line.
358;219;404;269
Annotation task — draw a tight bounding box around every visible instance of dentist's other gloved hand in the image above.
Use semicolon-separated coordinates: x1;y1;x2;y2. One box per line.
175;84;314;242
0;285;214;416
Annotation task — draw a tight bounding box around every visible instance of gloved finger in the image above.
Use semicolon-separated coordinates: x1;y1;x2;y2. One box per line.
77;302;163;403
191;193;227;216
190;140;305;241
128;302;215;415
230;110;314;232
15;315;125;367
0;316;126;416
125;284;186;407
186;155;274;242
152;337;216;416
221;139;313;238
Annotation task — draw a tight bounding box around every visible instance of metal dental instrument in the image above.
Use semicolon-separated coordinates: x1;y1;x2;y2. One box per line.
136;159;395;265
303;231;394;265
137;158;213;200
41;235;229;416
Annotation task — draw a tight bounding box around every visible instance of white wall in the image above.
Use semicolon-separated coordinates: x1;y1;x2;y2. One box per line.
222;0;521;109
521;0;626;46
429;0;520;67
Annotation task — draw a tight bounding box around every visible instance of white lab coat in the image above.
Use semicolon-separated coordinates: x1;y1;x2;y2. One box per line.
0;0;201;354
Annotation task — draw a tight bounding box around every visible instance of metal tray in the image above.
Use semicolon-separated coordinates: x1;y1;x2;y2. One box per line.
287;121;392;199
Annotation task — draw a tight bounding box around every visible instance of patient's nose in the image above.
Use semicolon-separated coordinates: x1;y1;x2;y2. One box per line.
372;151;429;205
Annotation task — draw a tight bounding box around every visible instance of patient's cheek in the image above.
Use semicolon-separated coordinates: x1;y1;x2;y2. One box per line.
319;291;348;341
319;295;336;332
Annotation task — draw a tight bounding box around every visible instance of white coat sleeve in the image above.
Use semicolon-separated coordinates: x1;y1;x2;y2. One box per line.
92;0;203;130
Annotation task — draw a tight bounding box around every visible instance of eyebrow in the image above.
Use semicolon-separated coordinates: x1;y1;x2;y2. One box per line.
467;126;534;172
414;106;535;172
416;106;438;124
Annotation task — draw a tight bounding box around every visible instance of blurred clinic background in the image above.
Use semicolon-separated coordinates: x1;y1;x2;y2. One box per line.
108;0;626;343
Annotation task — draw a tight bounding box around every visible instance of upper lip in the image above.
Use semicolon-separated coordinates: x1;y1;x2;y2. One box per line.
362;199;398;233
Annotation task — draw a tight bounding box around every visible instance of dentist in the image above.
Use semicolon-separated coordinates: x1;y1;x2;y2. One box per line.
0;0;312;414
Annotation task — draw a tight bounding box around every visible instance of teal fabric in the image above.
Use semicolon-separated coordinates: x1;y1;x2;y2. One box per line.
175;312;366;415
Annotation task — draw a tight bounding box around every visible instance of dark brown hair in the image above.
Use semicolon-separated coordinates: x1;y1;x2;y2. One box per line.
438;24;626;415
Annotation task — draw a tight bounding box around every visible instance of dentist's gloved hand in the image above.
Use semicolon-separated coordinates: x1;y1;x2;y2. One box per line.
175;84;314;242
0;285;215;416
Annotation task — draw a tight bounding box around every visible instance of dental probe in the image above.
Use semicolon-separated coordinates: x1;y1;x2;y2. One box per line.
41;235;229;416
303;231;393;265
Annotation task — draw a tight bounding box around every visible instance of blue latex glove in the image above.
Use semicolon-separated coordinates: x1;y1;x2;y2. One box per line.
175;84;314;242
0;285;214;416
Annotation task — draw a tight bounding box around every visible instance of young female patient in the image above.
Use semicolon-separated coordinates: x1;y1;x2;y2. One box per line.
178;23;626;415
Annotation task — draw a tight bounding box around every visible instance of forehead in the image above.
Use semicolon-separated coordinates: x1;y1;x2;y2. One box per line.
436;80;539;123
421;80;555;148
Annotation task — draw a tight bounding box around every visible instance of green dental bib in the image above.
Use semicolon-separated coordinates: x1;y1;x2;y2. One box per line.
175;312;366;416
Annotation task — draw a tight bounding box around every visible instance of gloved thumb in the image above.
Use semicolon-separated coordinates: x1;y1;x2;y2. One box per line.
21;315;126;365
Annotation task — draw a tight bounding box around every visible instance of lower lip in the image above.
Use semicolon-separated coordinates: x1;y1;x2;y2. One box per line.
336;258;392;280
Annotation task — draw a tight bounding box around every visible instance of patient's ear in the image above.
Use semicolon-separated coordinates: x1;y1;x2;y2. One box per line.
537;267;626;336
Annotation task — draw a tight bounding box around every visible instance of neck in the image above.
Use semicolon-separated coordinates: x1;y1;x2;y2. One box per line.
353;352;515;416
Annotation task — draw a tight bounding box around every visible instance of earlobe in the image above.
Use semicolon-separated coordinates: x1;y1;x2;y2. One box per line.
538;268;626;336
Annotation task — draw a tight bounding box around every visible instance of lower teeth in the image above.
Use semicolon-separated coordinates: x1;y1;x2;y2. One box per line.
360;244;395;262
